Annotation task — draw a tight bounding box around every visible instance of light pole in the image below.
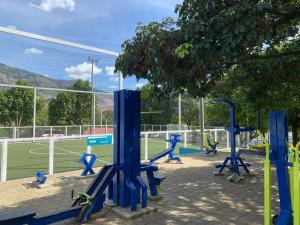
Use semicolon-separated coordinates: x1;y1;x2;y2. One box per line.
199;98;205;148
88;57;99;135
100;109;103;127
178;93;182;129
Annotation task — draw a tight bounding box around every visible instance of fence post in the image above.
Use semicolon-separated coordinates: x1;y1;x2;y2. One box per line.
1;140;8;182
214;129;218;142
227;131;230;149
166;132;169;149
65;126;68;136
184;131;187;148
49;138;54;175
50;126;53;137
87;145;91;154
79;126;82;138
145;133;148;161
33;88;37;139
246;132;250;149
13;127;17;139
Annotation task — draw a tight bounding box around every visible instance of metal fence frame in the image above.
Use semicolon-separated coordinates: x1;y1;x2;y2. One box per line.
0;128;230;182
0;83;114;138
0;124;218;138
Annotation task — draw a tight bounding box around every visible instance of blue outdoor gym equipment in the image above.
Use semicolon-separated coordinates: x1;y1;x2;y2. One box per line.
149;133;182;164
213;99;254;179
0;90;164;225
267;111;293;225
78;153;97;176
35;172;47;185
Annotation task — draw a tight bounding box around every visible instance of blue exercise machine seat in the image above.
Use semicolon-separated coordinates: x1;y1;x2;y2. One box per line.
149;133;182;164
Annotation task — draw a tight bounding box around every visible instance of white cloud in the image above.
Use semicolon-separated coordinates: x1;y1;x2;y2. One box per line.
65;62;102;80
109;85;118;89
6;25;16;30
105;66;116;76
105;66;118;82
109;76;119;82
136;83;146;89
25;48;43;55
29;0;75;12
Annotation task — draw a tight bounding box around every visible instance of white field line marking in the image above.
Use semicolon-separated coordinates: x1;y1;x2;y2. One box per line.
29;147;69;155
30;143;110;164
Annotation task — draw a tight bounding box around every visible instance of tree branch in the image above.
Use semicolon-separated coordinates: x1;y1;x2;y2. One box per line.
271;7;300;26
244;49;300;60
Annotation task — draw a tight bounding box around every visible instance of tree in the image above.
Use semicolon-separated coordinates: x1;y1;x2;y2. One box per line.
0;90;8;126
0;81;48;127
207;40;300;144
115;0;300;143
48;79;92;126
72;80;92;125
181;94;199;126
116;0;299;97
140;84;178;125
95;107;114;125
36;97;48;126
0;80;34;127
48;92;76;125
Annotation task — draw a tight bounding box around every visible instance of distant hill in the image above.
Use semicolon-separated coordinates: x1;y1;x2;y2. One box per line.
0;63;75;88
0;63;113;110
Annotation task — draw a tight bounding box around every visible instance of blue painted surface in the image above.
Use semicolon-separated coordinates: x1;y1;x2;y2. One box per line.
35;171;47;184
86;134;113;146
78;153;97;176
213;99;254;175
179;148;207;155
149;133;182;163
110;90;160;210
269;111;293;225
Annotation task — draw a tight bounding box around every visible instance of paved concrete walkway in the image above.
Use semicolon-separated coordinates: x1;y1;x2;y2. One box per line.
0;153;276;225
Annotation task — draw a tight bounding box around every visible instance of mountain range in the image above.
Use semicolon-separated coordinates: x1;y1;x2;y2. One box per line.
0;63;75;88
0;63;114;110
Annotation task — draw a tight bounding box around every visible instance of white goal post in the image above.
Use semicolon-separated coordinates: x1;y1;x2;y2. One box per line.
0;26;123;89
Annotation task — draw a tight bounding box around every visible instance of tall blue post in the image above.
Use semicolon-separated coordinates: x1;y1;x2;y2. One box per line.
269;111;292;224
111;90;142;210
228;101;239;174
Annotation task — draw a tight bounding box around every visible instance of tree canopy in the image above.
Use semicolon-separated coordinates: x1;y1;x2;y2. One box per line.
0;80;34;127
140;84;178;125
116;0;299;97
208;40;300;144
115;0;300;143
48;79;92;126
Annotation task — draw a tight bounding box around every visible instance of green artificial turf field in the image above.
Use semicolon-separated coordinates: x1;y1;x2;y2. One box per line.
4;136;200;180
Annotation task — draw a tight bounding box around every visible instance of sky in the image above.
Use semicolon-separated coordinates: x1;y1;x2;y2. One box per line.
0;0;182;92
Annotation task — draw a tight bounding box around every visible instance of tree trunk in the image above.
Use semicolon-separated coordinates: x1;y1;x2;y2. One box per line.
291;121;298;146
